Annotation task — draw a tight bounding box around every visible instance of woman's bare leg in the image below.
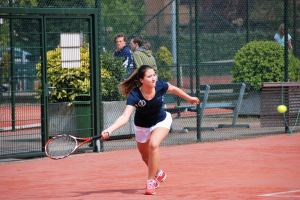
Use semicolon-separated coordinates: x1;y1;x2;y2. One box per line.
147;127;169;180
136;127;169;179
137;140;161;175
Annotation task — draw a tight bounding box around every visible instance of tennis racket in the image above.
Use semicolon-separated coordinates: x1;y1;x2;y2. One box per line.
45;133;107;160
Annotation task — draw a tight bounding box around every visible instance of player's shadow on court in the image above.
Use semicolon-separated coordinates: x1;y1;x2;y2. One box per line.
74;188;144;197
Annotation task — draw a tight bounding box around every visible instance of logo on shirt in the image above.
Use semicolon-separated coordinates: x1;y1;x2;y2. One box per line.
138;100;146;107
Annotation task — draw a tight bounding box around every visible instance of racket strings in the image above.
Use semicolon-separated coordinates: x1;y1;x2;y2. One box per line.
46;136;77;159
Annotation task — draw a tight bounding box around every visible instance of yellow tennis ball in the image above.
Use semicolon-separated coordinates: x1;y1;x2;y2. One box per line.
277;105;287;113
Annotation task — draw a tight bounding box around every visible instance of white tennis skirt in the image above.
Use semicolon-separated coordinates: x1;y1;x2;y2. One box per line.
134;112;172;143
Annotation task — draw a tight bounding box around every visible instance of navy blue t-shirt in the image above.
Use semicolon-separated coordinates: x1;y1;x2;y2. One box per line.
126;80;169;127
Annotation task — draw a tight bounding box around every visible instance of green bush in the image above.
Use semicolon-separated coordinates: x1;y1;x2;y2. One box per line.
155;46;174;82
36;47;127;103
101;50;128;101
232;40;300;90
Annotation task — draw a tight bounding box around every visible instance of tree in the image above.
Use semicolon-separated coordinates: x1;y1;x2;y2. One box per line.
101;0;145;36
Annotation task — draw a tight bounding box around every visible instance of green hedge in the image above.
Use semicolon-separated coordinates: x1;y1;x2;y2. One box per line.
232;40;300;91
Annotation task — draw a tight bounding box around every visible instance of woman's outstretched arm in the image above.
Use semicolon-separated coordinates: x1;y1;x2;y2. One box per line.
101;105;134;139
167;83;199;105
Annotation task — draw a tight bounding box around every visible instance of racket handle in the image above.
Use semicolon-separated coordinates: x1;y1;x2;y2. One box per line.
91;135;102;140
91;132;109;140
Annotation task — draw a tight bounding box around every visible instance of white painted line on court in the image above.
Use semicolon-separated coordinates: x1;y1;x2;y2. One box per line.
258;189;300;197
0;123;41;131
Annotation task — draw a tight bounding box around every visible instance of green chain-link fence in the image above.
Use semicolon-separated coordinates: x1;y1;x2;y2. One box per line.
0;0;300;158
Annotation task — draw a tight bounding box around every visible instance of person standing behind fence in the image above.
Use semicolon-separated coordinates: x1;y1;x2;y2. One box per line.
143;40;158;78
130;36;158;74
113;33;134;78
274;23;293;53
143;41;152;54
100;65;199;195
143;40;156;62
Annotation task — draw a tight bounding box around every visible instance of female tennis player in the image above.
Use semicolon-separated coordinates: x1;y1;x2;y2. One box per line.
101;65;199;195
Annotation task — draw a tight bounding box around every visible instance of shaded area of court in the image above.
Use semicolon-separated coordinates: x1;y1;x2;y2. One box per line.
0;133;300;200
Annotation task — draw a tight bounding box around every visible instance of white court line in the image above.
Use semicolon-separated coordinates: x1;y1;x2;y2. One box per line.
258;189;300;197
0;123;41;132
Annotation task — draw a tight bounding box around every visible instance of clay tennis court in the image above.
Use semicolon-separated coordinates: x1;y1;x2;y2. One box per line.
0;105;40;128
1;133;299;199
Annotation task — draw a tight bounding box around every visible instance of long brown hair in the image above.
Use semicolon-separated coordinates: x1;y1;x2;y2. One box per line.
120;65;154;97
278;23;285;38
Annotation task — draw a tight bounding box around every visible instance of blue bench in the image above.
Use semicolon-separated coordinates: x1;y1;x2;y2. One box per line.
163;96;188;114
163;83;250;131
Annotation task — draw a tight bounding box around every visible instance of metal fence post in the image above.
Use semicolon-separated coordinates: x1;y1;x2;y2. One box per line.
284;0;289;82
9;17;16;132
189;0;194;96
247;0;250;43
195;0;201;142
96;0;104;152
176;0;181;111
41;15;48;150
293;0;297;57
